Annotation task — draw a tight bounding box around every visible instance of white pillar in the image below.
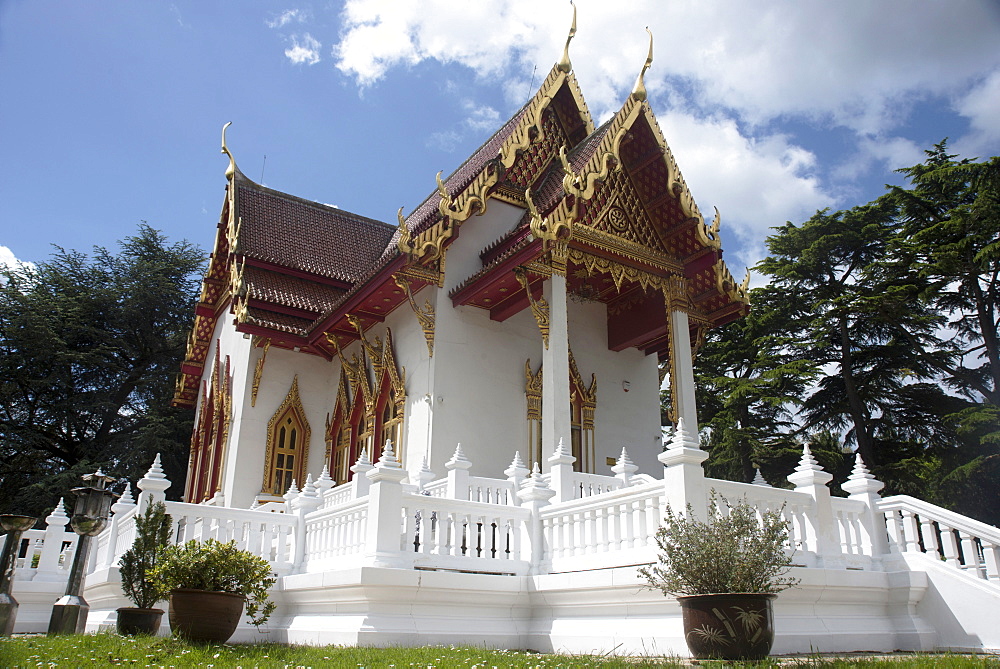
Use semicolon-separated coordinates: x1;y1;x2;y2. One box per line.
541;272;571;469
445;444;472;500
669;309;698;431
658;417;708;519
518;463;556;574
364;441;410;568
135;454;171;510
35;499;71;580
547;438;576;502
787;444;841;568
842;453;889;565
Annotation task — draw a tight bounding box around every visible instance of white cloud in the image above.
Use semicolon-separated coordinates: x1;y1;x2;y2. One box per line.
658;111;835;270
0;245;34;272
267;9;305;29
285;34;321;65
954;70;1000;157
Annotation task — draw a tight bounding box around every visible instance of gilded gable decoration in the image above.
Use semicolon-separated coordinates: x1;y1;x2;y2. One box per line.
629;29;654;103
186;346;233;502
250;336;270;407
515;267;551;349
262;376;311;496
394;274;435;357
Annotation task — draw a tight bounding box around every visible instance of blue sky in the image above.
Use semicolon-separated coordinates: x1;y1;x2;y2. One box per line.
2;1;999;280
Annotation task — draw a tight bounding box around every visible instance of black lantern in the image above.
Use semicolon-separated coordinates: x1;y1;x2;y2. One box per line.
0;514;38;636
48;469;117;635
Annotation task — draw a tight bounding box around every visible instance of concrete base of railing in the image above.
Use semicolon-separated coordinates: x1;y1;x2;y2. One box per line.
62;564;980;654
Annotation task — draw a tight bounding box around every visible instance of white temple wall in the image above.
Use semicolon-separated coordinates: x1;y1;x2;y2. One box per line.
566;299;663;476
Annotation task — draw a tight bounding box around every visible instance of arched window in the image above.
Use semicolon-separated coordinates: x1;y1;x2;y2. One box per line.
525;351;597;473
262;376;311;497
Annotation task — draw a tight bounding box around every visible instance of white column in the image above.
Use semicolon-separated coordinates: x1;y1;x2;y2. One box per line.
787;444;841;568
542;272;570;470
364;441;410;568
669;309;698;431
842;453;889;566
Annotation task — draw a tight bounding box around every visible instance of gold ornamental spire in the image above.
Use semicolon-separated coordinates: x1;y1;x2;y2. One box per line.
630;28;654;102
221;121;236;179
556;2;577;73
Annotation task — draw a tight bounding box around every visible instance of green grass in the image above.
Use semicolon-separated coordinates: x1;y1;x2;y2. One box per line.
0;634;997;668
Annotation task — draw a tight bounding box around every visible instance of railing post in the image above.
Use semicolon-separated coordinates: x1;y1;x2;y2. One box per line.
364;440;411;568
505;452;529;505
842;454;889;563
99;484;136;570
547;438;576;502
787;444;842;568
350;450;374;499
446;444;472;500
982;541;1000;582
518;463;556;574
315;465;335;500
291;475;322;569
658;418;708;519
414;457;436;494
135;454;171;510
612;448;638;487
34;500;71;581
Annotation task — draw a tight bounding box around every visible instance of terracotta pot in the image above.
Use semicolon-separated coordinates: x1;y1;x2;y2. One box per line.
168;589;245;643
677;593;777;660
115;607;164;636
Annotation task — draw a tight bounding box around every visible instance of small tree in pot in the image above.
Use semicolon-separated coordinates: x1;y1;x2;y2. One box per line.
117;502;172;635
149;539;276;643
639;492;799;660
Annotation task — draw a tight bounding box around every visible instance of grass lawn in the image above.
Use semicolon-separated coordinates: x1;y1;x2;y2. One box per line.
0;634;997;668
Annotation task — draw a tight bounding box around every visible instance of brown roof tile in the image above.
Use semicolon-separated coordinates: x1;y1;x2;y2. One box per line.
236;178;396;284
243;265;345;314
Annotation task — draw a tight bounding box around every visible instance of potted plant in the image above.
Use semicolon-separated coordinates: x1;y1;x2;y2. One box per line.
639;492;799;660
148;538;276;643
116;501;172;635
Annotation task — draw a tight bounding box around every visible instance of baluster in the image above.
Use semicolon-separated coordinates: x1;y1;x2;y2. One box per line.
625;503;637;549
918;516;940;559
849;512;864;555
884;510;903;553
597;505;609;553
404;505;418;553
636;498;649;548
959;531;984;578
981;541;1000;582
900;510;921;552
585;509;597;554
939;527;961;567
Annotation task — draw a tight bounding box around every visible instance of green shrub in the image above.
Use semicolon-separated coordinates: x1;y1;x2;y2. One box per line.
148;539;276;626
118;501;172;609
639;492;800;595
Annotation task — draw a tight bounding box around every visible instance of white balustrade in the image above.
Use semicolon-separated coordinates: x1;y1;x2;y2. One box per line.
301;498;368;569
320;481;355;509
540;480;664;573
568;472;624;499
466;476;516;504
878;495;1000;582
401;492;530;574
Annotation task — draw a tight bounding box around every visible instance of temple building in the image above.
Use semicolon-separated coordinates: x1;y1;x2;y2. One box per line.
172;24;749;509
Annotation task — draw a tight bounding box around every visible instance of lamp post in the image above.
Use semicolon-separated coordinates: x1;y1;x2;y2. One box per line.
47;469;116;635
0;514;38;635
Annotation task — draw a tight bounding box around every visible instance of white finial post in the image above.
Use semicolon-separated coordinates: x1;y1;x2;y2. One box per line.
658;417;709;519
517;463;557;571
315;464;335;497
414;456;436;493
505;451;530;495
843;452;889;561
446;443;473;500
787;443;839;567
350;449;375;499
612;447;638;486
547;437;576;502
35;500;71;578
136;453;171;509
364;441;411;569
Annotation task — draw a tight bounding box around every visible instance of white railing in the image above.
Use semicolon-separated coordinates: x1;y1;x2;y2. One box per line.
320;482;355;509
708;479;819;562
3;529;76;577
879;495;1000;582
163;500;297;572
830;496;873;567
422;480;448;498
466;476;516;505
302;498;368;569
401;492;531;574
540;479;664;572
568;472;624;499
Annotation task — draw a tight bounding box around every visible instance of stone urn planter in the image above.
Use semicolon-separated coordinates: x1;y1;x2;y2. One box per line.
677;593;777;660
640;492;798;661
167;589;245;643
115;607;164;636
149;539;276;643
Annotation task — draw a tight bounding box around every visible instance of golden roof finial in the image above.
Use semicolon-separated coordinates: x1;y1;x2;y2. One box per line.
630;28;654;102
556;2;577;73
396;206;414;255
221;121;236;180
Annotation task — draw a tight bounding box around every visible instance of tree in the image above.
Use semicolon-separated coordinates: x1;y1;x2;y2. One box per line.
695;284;819;484
0;225;204;517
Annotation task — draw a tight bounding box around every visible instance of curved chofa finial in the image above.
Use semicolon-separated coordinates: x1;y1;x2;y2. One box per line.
396;206;414;254
556;1;577;73
630;27;654;102
221;121;236;180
